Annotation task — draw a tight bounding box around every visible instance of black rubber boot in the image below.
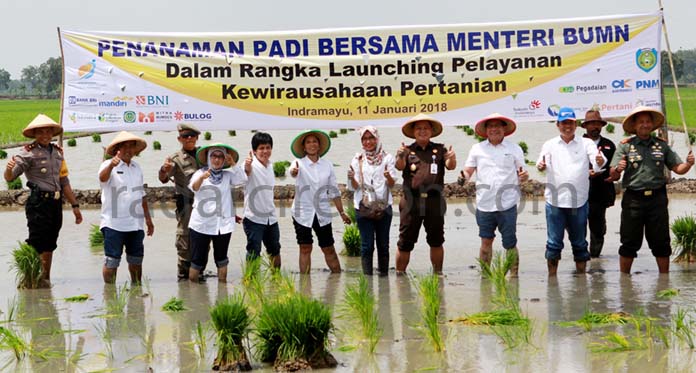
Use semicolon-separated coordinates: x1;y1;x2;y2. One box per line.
589;233;604;258
361;256;374;276
377;255;389;276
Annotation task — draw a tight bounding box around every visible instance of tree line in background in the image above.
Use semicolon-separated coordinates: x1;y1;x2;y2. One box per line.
0;50;695;99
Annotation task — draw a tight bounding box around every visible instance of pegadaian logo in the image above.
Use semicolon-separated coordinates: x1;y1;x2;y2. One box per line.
77;59;96;79
636;48;658;73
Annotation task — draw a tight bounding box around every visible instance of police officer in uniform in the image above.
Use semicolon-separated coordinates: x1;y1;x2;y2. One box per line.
582;109;616;257
395;113;457;274
3;114;83;284
610;106;694;274
158;123;202;279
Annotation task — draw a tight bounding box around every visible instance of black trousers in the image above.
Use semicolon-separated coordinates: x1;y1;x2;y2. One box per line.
25;193;63;253
588;201;607;256
619;187;671;258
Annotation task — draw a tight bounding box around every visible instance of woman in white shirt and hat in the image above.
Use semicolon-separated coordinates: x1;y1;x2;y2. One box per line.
289;130;352;274
187;143;247;283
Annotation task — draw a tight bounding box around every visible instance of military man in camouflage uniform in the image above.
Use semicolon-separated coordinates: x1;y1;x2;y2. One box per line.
158;124;202;279
610;106;694;274
4;114;83;284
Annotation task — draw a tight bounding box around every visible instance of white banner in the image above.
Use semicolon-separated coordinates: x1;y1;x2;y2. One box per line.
59;12;662;132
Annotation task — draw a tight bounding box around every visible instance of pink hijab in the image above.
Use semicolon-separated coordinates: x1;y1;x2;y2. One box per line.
359;126;385;165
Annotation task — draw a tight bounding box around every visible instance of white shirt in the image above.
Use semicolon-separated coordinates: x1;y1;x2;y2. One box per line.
244;156;277;225
346;153;397;208
188;166;247;235
99;160;145;232
536;136;605;208
291;156;341;228
464;139;525;212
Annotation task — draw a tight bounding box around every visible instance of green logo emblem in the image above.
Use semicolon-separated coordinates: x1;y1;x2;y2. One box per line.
636;48;658;73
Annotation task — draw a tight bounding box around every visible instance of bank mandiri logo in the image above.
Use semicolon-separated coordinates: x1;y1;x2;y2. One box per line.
77;59;96;79
636;48;658;73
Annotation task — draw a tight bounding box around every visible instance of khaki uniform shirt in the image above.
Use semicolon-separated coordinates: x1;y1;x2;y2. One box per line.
401;141;446;194
163;148;199;199
12;143;69;192
611;136;681;190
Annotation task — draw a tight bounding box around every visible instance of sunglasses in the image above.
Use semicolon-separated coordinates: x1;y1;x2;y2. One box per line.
180;134;198;139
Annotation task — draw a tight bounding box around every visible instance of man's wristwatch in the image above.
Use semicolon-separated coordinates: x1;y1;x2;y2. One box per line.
71;203;80;209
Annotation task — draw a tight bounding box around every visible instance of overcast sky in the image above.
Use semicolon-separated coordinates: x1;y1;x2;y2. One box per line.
2;0;691;79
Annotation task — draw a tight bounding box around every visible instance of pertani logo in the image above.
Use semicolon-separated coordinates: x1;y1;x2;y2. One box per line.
78;59;96;79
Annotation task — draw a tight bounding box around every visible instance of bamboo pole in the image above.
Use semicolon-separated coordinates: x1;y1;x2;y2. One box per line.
659;0;692;151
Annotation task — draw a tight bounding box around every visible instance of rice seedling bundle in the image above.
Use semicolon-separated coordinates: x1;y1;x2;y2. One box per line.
162;297;186;312
65;294;89;302
339;128;348;134
67;138;77;147
272;161;287;177
671;215;696;262
341;275;382;353
0;149;6;159
152;141;161;150
204;131;212;140
11;242;43;289
144;131;152;135
0;326;29;361
415;274;444;352
105;282;130;315
89;224;104;247
557;310;634;331
7;177;22;190
657;288;679;299
91;133;101;142
453;308;530;327
228;130;236;136
341;224;361;257
606;123;615;133
210;293;252;371
328;130;338;138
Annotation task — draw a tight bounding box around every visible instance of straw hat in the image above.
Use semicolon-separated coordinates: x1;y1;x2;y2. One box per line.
474;113;517;138
622;106;665;134
22;114;63;138
291;130;331;158
196;143;238;169
105;131;147;156
401;113;443;139
580;110;607;128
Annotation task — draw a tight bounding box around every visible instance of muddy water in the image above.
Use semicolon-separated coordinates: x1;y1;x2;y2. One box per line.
1;196;696;372
1;124;694;191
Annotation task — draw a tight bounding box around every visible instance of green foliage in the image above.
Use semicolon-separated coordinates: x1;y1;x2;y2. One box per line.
341;224;361;257
192;320;210;359
475;134;486;142
67;138;77;147
64;294;89;302
454;308;530;327
210;293;251;367
606;123;615;134
153;140;161;150
415;274;444;352
0;149;7;159
228;130;236;136
89;224;104;247
7;176;22;190
0;326;30;361
557;310;635;331
671;215;696;262
589;318;657;353
11;242;43;289
162;297;186;312
255;292;333;364
478;250;518;306
657;288;680;299
105;282;130;315
91;133;101;143
465;127;474;136
328;130;338;138
671;308;696;349
273;161;287;177
518;141;528;155
689;132;696;145
345;204;356;224
339;128;348;134
340;275;382;353
204;131;212;140
144;131;152;135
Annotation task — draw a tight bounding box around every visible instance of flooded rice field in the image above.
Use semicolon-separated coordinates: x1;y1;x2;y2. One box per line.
1;196;696;372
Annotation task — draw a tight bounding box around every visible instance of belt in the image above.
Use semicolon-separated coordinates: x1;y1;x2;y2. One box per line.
410;190;441;199
626;186;665;197
33;191;61;200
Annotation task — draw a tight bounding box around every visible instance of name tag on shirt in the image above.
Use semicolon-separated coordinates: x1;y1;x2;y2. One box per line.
116;171;124;174
430;164;438;174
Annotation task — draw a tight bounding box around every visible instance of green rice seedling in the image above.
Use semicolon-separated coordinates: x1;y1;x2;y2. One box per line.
414;274;444;352
204;131;212;140
89;224;104;247
228;130;236;136
346;204;357;224
557;310;634;331
269;270;296;300
93;322;113;359
210;293;252;371
255;292;334;367
341;224;361;257
465;127;474;136
328;130;338;138
525;158;536;166
0;149;6;159
688;132;696;145
478;250;517;306
475;135;486;142
340;275;382;353
0;326;30;361
453;308;530;327
340;128;348;134
4;297;17;323
518;141;529;155
671;308;696;349
144;131;152;135
67;138;77;147
161;297;186;312
152;141;161;150
280;160;291;167
192;320;210;359
241;256;269;309
7;177;22;190
65;294;89;303
105;282;129;316
272;161;287;177
657;288;680;299
589;319;653;353
11;242;43;289
671;215;696;262
606;123;615;133
91;133;101;142
491;321;535;350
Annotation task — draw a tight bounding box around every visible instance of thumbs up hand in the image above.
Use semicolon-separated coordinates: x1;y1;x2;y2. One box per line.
110;150;122;168
347;165;355;180
289;160;299;177
396;142;408;158
162;156;173;173
244;151;253;174
537;155;547;171
445;145;455;161
517;166;529;183
595;146;605;167
616;155;628;173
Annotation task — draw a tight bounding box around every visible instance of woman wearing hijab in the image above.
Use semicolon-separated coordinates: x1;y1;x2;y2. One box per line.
187;143;247;283
289;130;352;274
347;126;397;276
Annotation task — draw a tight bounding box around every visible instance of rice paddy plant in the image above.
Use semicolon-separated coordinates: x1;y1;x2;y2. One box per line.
67;138;76;147
491;321;535;350
4;298;17;323
0;149;6;159
606;123;615;133
228;130;236;136
465;127;474;136
589;319;654;353
91;133;101;142
671;215;696;262
255;292;334;366
144;131;152;135
657;288;680;299
192;320;210;359
11;242;43;289
328;130;338;138
105;282;130;316
689;132;696;145
161;297;186;312
341;224;361;257
518;141;529;155
93;322;113;359
204;131;212;140
241;256;270;309
478;250;517;306
7;177;22;190
340;274;382;353
273;161;287;177
268;270;296;300
0;326;29;361
557;310;634;331
152;141;161;150
671;308;696;349
453;308;530;327
210;293;252;371
414;274;444;352
89;224;104;247
346;204;356;224
64;294;89;302
339;128;348;134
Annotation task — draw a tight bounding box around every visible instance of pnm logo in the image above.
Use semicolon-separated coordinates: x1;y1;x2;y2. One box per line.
636;48;658;73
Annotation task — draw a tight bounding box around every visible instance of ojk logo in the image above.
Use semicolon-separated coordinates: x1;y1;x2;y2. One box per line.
612;79;631;89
